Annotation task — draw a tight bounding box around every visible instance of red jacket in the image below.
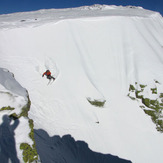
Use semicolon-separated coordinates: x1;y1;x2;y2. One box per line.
43;70;51;76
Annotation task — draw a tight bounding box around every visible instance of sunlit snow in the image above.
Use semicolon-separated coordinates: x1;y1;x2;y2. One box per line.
0;5;163;163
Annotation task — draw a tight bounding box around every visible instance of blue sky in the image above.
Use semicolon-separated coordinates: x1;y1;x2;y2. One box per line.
0;0;163;16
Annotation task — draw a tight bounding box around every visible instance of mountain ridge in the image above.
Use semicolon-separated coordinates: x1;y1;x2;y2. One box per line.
0;4;161;29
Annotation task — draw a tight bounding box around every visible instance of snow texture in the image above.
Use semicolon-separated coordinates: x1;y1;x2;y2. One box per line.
0;68;28;101
0;4;163;163
0;68;32;162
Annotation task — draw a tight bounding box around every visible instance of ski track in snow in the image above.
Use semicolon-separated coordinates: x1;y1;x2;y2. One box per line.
0;5;163;163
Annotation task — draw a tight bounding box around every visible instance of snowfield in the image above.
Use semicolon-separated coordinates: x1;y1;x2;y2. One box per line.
0;5;163;163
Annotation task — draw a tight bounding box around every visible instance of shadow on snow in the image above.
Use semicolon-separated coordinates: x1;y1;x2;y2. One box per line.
34;129;132;163
0;115;20;163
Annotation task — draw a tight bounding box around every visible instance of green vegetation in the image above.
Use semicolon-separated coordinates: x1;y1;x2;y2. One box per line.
144;109;163;132
87;98;106;107
160;93;163;98
29;119;34;140
129;84;135;91
20;143;38;163
128;82;163;133
19;96;31;117
142;98;150;107
0;106;15;111
151;88;157;94
19;96;38;163
128;95;136;100
140;84;146;89
9;113;19;120
135;90;143;99
20;119;38;163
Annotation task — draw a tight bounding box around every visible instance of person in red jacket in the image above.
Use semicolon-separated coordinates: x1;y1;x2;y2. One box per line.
42;70;55;80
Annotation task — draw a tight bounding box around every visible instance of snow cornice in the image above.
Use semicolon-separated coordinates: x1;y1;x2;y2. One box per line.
0;5;162;29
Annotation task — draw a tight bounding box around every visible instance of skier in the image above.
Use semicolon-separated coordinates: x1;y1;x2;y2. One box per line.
42;70;55;81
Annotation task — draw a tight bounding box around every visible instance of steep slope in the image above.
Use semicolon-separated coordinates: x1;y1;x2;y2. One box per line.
0;5;163;163
0;68;38;162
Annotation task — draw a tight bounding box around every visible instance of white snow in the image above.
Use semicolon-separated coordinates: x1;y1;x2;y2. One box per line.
0;68;32;162
0;4;163;163
0;68;28;101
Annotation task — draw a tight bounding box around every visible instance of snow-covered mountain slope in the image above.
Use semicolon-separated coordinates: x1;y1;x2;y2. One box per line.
0;68;36;163
0;5;163;163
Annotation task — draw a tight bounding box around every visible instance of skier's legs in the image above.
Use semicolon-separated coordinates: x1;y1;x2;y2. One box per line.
47;75;55;80
47;75;51;80
51;76;55;80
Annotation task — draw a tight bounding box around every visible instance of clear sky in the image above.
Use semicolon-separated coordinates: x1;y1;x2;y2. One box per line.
0;0;163;16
